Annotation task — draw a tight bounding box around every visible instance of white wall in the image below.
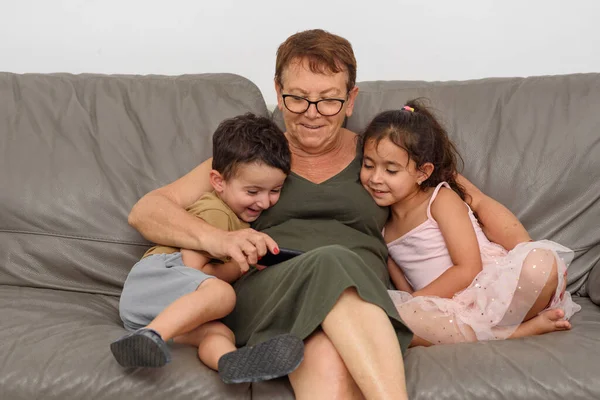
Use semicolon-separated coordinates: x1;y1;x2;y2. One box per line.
1;0;599;105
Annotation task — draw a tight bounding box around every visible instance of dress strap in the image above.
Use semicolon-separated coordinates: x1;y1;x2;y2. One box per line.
426;182;452;220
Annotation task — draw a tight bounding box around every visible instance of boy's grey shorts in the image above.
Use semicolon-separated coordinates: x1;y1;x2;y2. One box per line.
119;252;215;331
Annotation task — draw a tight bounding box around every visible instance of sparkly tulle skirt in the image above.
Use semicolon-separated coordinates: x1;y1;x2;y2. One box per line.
388;240;581;344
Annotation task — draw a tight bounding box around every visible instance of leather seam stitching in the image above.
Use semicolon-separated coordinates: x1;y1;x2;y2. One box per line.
0;229;149;246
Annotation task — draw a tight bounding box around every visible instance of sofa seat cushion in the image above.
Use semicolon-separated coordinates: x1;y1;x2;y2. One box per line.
2;289;598;399
0;285;249;400
404;296;600;400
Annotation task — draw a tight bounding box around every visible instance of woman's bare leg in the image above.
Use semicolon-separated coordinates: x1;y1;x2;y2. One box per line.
289;330;365;400
322;288;408;400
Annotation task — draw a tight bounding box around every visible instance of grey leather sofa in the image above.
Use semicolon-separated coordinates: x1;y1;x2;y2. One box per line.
1;72;599;400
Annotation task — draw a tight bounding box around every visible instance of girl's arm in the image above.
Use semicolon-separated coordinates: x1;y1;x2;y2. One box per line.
412;188;483;298
457;174;531;250
128;157;277;269
387;257;414;293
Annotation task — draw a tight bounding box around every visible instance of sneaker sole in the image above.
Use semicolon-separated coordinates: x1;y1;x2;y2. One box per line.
110;329;171;368
218;334;304;384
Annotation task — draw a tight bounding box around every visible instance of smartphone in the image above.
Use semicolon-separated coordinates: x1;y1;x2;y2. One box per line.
258;247;304;267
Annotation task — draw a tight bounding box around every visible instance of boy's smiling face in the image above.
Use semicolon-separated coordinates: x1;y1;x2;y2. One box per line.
211;162;287;223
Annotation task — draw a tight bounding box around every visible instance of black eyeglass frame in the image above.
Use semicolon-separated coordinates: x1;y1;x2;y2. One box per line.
281;93;348;116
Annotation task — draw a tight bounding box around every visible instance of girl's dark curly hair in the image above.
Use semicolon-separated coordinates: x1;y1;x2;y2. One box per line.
361;98;469;202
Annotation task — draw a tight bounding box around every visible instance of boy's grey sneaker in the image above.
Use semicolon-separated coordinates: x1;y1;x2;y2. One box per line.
110;328;171;368
218;333;304;384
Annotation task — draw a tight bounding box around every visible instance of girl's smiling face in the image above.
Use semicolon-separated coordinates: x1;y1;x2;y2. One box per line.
360;137;428;207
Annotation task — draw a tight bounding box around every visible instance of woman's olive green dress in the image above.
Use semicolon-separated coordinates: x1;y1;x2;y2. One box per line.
223;155;413;353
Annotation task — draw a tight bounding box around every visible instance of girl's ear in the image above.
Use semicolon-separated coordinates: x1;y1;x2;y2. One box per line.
209;170;226;193
417;163;434;185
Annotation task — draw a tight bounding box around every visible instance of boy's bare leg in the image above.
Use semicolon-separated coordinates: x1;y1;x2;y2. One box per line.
174;321;236;370
110;278;235;368
147;277;236;340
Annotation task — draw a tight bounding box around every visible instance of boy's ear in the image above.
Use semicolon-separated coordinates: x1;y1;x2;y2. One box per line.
209;170;226;193
418;163;434;184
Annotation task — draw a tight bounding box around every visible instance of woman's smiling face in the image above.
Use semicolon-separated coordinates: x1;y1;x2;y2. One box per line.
276;57;358;154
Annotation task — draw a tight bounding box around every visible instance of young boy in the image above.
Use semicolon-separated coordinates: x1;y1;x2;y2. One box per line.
110;113;303;384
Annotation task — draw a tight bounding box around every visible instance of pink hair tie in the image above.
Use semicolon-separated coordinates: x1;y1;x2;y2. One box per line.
402;106;415;112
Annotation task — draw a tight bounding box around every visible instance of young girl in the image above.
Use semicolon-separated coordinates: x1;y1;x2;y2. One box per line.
360;100;581;346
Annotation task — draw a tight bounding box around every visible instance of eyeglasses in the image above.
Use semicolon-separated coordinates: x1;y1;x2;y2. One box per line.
281;94;347;116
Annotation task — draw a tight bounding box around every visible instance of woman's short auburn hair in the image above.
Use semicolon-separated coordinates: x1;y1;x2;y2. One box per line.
275;29;357;93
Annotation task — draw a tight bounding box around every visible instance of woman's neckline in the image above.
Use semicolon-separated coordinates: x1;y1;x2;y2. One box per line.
288;129;361;185
290;155;359;185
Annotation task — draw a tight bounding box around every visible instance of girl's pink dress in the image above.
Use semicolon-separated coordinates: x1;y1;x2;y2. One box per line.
387;182;581;343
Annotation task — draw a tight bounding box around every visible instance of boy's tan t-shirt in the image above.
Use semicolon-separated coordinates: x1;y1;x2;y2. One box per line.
142;191;250;259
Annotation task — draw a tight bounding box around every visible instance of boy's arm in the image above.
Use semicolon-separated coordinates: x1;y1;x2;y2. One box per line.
181;247;246;283
387;257;414;293
191;209;251;283
457;174;531;250
200;260;245;283
128;157;277;269
180;248;212;270
412;188;483;298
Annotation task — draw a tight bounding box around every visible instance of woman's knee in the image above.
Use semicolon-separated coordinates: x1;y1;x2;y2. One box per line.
304;245;363;273
304;331;344;365
311;244;358;258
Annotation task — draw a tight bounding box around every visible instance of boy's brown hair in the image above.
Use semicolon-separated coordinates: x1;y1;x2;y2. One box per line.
212;113;291;180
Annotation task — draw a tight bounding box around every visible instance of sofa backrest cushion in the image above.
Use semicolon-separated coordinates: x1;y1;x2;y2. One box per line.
0;73;269;295
588;260;600;305
347;74;600;295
